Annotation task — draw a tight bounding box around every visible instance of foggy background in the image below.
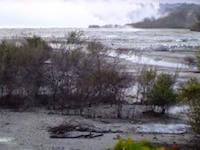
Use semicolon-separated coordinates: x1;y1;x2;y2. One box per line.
0;0;199;28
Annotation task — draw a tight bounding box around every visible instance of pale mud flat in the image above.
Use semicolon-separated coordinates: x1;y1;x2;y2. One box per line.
113;48;199;83
0;108;198;150
114;49;196;69
140;50;198;82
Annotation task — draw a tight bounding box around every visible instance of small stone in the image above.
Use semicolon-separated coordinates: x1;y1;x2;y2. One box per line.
113;134;121;140
153;136;157;140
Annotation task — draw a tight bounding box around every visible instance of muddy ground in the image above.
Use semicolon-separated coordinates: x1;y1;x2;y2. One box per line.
0;108;199;150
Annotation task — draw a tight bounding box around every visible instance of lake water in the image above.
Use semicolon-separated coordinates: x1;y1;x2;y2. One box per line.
0;28;200;51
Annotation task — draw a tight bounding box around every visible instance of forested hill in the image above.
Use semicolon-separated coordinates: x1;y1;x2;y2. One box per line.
128;3;200;29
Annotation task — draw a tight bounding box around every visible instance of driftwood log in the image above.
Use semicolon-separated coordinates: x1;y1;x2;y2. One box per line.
50;131;103;139
48;121;122;139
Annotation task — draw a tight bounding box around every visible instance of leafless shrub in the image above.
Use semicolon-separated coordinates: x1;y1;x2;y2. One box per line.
0;33;133;117
67;31;84;44
46;40;132;117
184;56;195;66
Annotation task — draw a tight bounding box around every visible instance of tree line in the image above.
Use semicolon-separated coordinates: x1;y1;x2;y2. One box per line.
0;33;132;112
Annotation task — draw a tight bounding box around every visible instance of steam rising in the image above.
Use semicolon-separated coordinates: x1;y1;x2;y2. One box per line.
0;0;159;27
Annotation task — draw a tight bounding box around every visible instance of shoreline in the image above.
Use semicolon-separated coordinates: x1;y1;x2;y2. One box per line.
0;108;198;150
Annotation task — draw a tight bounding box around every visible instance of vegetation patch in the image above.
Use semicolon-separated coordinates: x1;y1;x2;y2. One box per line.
111;138;174;150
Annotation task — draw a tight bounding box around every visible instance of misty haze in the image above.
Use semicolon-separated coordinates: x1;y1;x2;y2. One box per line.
0;0;200;150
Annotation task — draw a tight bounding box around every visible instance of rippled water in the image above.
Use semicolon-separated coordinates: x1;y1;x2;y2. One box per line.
0;137;14;143
0;28;200;50
136;123;189;134
109;51;189;68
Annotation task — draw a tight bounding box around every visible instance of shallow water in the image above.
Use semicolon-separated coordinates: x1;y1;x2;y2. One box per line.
0;28;200;51
136;123;189;134
168;105;189;115
0;137;14;143
109;51;190;68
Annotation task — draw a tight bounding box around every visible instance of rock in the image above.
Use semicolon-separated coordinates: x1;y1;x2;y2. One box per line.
113;134;121;140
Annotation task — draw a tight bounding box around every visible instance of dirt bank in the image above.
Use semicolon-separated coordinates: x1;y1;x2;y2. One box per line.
0;109;198;150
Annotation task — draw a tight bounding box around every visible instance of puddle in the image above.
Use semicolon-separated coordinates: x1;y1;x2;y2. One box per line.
168;105;189;115
136;123;189;134
0;137;14;143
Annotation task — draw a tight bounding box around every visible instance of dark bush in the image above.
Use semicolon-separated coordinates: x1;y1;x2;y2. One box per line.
21;36;51;100
147;73;177;114
0;33;132;116
196;48;200;71
0;41;23;101
184;56;196;66
46;40;132;113
0;95;25;108
67;31;84;44
0;37;50;108
191;15;200;32
179;78;200;134
137;67;157;103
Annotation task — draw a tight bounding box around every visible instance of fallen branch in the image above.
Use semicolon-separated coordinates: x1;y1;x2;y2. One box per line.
50;132;103;139
48;122;122;139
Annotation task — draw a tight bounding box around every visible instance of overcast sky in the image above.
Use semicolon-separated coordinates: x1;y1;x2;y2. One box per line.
0;0;199;28
161;0;200;4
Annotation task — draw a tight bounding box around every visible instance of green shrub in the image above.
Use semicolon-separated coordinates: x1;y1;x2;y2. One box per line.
179;78;200;134
113;138;159;150
147;73;177;114
196;49;200;71
0;41;22;97
0;37;50;107
137;67;157;103
179;41;200;135
179;78;200;102
67;31;84;44
190;99;200;134
26;36;50;49
21;37;51;103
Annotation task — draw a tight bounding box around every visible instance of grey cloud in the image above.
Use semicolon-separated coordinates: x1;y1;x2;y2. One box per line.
3;0;199;28
160;0;200;4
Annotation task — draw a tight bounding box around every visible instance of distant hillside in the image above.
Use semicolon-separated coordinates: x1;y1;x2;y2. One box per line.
191;16;200;31
159;3;183;15
128;3;200;29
